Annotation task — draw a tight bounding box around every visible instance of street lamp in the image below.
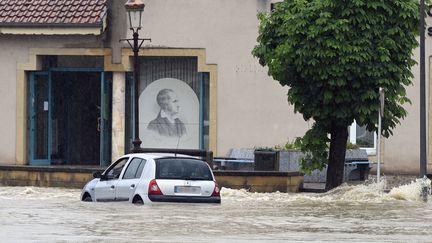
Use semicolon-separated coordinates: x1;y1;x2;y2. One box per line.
122;0;151;153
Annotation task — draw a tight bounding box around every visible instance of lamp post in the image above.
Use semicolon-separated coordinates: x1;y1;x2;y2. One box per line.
122;0;151;153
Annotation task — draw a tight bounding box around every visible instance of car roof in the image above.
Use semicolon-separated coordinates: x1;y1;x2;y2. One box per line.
123;153;198;160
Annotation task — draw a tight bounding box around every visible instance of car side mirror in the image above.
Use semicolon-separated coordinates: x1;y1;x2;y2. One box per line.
93;171;102;179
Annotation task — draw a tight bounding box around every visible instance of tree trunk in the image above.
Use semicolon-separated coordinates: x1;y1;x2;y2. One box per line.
326;124;349;191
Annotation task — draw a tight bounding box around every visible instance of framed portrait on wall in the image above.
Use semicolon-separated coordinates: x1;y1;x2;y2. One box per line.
139;78;199;149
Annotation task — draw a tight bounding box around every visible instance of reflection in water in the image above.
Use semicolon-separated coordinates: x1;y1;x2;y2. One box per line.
0;178;431;242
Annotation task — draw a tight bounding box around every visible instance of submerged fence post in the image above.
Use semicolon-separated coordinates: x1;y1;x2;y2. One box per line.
420;176;430;202
421;186;428;202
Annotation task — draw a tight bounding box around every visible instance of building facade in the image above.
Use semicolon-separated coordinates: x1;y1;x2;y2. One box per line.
0;0;430;174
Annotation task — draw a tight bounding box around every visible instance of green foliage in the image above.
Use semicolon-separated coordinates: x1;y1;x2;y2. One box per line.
254;146;276;151
253;0;420;172
255;139;301;151
294;123;329;174
274;138;302;151
346;142;360;150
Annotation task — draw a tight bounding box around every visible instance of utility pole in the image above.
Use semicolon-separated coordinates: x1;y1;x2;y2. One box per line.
420;0;427;178
420;0;429;202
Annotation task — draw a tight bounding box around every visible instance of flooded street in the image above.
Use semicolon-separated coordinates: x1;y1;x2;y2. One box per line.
1;179;431;242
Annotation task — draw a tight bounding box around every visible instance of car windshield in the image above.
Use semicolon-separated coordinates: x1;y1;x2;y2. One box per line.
155;158;213;180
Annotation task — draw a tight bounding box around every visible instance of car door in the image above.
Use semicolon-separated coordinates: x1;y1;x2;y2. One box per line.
94;157;129;202
115;158;147;201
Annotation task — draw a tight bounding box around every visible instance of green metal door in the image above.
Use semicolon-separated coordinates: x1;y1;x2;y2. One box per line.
100;72;112;166
28;72;51;165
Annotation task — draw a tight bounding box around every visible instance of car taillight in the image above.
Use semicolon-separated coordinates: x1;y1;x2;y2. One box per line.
148;179;163;195
212;181;220;197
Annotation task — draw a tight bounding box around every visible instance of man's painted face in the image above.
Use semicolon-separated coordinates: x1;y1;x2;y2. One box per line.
164;91;179;115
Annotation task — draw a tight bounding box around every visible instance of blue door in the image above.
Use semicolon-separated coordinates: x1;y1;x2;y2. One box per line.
28;72;51;165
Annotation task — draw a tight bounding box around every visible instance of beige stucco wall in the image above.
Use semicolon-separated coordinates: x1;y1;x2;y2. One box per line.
0;37;19;163
132;0;309;157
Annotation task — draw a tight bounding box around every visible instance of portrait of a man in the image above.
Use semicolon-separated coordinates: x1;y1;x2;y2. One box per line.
139;78;199;149
147;88;187;138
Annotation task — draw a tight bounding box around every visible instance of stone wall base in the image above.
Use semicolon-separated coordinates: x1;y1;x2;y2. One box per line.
0;166;304;193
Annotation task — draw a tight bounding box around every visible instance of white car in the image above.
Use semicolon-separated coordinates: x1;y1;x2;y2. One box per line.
81;153;221;204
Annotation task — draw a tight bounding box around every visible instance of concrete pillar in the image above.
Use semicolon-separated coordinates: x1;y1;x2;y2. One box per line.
111;72;126;162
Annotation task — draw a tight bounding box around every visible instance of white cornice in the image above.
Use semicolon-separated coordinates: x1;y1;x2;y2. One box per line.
0;27;102;35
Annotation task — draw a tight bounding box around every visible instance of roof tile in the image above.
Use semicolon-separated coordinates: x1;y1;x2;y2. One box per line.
0;0;107;26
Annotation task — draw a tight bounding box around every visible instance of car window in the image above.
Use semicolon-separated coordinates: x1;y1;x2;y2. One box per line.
105;158;128;180
123;158;146;180
155;158;213;180
135;159;146;178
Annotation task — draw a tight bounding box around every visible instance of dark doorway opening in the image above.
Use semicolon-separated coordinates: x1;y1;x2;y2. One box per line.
51;72;101;165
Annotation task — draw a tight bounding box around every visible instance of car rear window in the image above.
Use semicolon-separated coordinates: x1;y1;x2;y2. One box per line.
155;158;213;180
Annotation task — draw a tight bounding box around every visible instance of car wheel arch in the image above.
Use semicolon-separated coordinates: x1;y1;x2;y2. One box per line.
82;192;92;202
132;194;144;204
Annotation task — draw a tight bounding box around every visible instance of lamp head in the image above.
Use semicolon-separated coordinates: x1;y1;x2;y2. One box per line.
125;0;145;31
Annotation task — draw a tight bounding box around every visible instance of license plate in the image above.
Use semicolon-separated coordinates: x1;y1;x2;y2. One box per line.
174;186;201;194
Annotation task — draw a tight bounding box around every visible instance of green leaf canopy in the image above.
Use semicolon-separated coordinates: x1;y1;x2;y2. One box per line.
253;0;420;176
253;0;419;136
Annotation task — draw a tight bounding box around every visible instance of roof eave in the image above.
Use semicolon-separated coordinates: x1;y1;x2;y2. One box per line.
0;25;105;35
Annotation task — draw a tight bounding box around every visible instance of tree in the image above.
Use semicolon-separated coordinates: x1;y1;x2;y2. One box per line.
253;0;419;190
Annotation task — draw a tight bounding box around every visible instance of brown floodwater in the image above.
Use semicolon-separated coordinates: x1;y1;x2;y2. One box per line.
0;178;431;242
